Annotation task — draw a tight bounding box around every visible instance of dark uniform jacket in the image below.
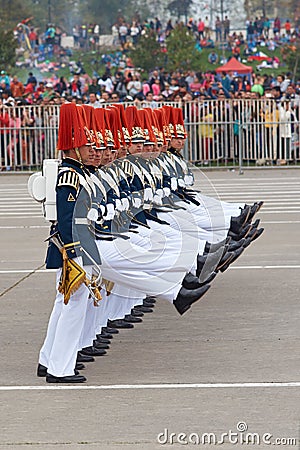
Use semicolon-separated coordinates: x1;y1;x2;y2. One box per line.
45;157;101;269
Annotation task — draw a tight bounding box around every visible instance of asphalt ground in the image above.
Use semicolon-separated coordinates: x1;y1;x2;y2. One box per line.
0;169;299;449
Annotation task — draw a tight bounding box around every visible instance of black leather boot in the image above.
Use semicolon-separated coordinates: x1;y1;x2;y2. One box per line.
173;285;211;315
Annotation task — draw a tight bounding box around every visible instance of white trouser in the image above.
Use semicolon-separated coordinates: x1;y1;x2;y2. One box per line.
95;234;192;302
93;220;200;335
171;196;229;242
79;296;98;350
147;217;205;275
81;231;191;347
80;284;143;349
159;204;225;243
84;220;202;343
39;260;93;377
95;290;110;334
92;217;202;333
195;194;245;231
107;285;143;321
92;286;143;339
93;286;144;334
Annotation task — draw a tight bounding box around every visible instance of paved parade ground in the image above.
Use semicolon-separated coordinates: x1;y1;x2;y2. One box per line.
0;169;299;449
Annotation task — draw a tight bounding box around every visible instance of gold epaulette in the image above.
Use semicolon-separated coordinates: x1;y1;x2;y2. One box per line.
122;160;134;178
57;169;80;191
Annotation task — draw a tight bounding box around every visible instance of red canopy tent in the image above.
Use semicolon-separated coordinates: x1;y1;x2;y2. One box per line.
216;57;253;74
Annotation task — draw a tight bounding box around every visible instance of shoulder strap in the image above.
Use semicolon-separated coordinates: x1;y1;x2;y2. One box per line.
57;168;80;192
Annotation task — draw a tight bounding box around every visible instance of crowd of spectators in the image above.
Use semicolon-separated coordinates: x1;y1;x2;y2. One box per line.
110;14;300;57
14;13;300;69
23;15;298;56
15;22;74;70
0;64;299;168
13;13;299;79
1;66;300;107
1;14;299;169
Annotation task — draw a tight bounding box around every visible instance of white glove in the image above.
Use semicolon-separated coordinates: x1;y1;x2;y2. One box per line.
87;208;99;222
144;187;153;202
115;199;122;212
178;178;185;188
171;177;177;191
156;188;164;198
163;187;171;197
121;197;130;211
133;197;142;209
153;194;162;206
184;174;194;186
104;203;115;220
99;205;106;217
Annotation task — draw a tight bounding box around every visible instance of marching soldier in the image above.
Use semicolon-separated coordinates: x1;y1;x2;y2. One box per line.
38;102;101;383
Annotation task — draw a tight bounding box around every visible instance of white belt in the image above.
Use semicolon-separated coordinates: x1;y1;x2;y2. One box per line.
75;218;89;225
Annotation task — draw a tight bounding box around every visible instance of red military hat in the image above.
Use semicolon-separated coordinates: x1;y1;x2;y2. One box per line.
172;107;187;139
56;102;94;151
112;103;131;144
93;108;107;150
137;108;157;145
162;105;176;139
103;108;116;148
125;105;145;143
153;108;167;145
82;104;99;148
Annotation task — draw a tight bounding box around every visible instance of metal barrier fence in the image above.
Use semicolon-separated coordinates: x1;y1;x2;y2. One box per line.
0;105;59;171
0;100;299;171
182;99;299;168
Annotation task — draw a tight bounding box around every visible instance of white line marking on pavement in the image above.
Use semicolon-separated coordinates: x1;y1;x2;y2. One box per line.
205;189;300;193
0;188;28;191
0;207;41;211
262;220;300;224
231;265;300;269
1;265;300;275
0;221;299;229
255;201;300;204
255;207;300;210
257;211;300;214
0;217;300;230
217;193;300;196
3;177;300;184
0;214;42;217
0;269;52;273
210;182;300;186
18;211;297;217
0;220;291;227
0;382;299;391
201;177;300;182
210;199;300;203
0;196;36;204
0;225;48;229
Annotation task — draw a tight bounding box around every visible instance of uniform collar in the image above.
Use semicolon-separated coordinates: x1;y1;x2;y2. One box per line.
62;157;91;176
63;157;85;169
169;147;183;158
85;165;98;174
